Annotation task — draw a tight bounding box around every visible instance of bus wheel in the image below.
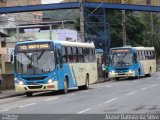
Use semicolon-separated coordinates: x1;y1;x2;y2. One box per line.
147;67;152;77
25;92;33;97
136;70;140;79
84;75;89;90
116;77;120;81
63;79;68;94
78;75;89;90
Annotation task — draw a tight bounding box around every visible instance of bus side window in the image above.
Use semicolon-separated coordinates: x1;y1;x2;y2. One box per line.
152;51;155;59
137;51;139;60
56;46;62;69
73;47;78;63
67;47;73;63
92;48;96;62
89;48;94;62
84;48;89;62
78;47;84;63
62;46;67;63
134;52;137;63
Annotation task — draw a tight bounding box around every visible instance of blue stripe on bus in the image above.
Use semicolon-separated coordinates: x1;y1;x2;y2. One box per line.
56;64;78;90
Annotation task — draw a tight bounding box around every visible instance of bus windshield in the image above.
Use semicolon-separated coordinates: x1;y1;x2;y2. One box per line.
15;50;55;75
110;51;132;67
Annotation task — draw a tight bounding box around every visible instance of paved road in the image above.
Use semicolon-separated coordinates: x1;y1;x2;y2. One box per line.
0;72;160;116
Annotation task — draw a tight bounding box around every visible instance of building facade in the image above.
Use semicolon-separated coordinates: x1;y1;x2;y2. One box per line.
0;0;42;74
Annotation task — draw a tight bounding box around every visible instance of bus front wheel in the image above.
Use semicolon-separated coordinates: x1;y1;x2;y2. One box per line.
62;79;68;94
135;70;140;79
25;92;33;97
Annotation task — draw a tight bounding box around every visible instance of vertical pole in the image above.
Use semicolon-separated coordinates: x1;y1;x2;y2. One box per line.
103;8;107;63
80;0;85;42
122;10;127;46
121;0;127;46
16;24;19;42
49;24;52;40
147;0;153;46
150;12;154;46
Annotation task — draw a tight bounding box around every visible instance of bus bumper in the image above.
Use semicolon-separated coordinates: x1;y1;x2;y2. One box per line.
109;71;135;78
15;81;58;93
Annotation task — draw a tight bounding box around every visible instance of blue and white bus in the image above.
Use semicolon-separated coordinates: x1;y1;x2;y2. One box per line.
14;40;97;96
108;47;156;80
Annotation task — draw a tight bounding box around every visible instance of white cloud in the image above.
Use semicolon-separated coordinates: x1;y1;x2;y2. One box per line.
42;0;64;4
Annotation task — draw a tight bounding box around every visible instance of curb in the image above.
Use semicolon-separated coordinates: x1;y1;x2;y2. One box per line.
0;92;24;99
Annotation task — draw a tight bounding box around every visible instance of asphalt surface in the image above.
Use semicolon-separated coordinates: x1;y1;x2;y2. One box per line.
0;72;160;117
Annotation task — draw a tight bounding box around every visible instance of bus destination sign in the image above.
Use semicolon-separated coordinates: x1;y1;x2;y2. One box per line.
112;49;130;53
18;43;51;51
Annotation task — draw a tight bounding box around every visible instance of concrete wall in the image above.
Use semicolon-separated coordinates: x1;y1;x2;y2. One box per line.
1;74;14;90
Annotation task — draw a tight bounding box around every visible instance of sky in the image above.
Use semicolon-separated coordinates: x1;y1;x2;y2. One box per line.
41;0;64;4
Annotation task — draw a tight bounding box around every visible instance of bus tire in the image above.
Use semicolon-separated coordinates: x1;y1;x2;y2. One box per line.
78;75;89;90
147;67;152;77
25;92;33;97
84;75;89;90
62;78;68;94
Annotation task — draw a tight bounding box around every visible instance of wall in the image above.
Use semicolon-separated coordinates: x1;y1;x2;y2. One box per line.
1;74;14;90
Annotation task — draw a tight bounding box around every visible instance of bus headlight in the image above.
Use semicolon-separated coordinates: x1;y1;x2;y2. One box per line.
48;79;53;84
15;78;24;85
111;70;115;73
129;70;134;73
14;77;18;81
18;81;24;85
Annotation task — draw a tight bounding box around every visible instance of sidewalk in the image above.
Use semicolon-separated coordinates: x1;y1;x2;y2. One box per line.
0;90;24;99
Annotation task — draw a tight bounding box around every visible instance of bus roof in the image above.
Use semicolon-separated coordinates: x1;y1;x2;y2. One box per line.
110;46;155;51
16;39;95;48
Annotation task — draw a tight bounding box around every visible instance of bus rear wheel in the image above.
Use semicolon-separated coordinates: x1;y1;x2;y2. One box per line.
147;67;152;77
78;75;89;90
25;92;33;97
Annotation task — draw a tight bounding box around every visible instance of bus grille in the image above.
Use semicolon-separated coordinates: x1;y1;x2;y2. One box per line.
28;85;43;89
22;76;47;81
115;68;128;70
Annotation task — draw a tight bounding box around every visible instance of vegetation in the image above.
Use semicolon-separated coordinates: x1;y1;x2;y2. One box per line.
108;10;160;58
43;9;160;58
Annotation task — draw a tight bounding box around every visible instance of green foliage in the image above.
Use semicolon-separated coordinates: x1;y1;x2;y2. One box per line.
108;10;123;48
43;9;79;21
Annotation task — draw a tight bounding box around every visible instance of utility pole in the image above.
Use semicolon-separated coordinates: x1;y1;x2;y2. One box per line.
16;24;19;42
150;12;154;46
146;0;154;46
49;24;52;40
80;0;85;42
121;0;127;46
